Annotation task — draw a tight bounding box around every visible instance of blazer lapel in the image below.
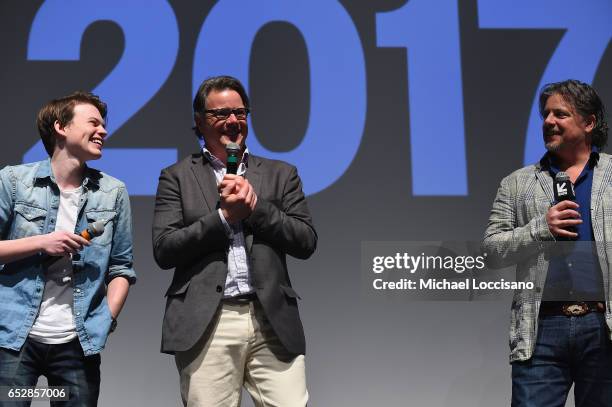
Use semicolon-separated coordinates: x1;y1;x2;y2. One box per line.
534;164;555;205
190;154;219;212
591;154;612;243
591;154;612;216
244;156;263;253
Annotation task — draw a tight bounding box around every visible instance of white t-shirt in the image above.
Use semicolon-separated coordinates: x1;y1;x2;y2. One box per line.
29;186;82;344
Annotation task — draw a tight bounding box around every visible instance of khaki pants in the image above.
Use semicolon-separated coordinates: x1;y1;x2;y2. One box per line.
175;301;308;407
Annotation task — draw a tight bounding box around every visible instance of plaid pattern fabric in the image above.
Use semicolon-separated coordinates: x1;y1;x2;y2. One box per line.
483;152;612;362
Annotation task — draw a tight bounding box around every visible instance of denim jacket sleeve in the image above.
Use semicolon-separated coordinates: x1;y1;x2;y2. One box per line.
106;184;136;284
0;166;15;241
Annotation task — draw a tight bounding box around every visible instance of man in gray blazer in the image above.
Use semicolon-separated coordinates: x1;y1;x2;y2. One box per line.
483;80;612;406
152;76;316;406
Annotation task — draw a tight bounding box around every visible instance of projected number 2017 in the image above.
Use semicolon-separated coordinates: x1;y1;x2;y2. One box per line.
26;0;612;196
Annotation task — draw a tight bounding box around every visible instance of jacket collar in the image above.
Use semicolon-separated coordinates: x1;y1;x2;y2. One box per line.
34;158;101;188
189;151;263;213
537;148;600;172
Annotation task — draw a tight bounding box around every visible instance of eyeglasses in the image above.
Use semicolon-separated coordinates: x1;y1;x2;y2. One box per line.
204;108;250;120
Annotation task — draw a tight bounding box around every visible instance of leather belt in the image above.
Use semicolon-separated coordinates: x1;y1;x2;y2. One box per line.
222;293;257;304
539;301;605;317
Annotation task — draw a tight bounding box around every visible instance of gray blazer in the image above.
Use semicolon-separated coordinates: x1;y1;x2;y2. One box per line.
482;152;612;362
152;153;317;355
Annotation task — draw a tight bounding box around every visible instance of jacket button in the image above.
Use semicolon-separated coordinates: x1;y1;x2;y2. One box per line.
216;285;222;293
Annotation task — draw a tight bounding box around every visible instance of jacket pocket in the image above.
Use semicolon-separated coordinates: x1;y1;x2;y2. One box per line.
85;210;116;246
279;284;301;300
165;279;191;297
12;202;47;238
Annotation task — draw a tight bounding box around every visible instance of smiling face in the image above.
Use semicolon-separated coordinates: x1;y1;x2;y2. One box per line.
542;93;595;154
196;89;248;161
54;103;107;163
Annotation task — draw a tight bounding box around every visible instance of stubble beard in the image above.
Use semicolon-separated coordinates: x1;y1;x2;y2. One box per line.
544;140;562;153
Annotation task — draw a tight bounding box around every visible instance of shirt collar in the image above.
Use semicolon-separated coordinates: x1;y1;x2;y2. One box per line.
34;158;100;188
202;146;249;170
33;158;53;181
539;147;600;172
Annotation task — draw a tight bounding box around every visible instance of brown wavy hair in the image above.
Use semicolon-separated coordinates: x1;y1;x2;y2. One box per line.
36;91;107;157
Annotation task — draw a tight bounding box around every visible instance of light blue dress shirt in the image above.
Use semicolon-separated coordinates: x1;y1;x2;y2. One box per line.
202;148;254;297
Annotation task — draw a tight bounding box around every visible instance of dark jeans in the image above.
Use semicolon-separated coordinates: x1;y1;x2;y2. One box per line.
0;338;100;407
512;313;612;407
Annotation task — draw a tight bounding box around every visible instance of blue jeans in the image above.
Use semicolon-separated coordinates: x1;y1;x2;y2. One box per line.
512;313;612;407
0;339;100;406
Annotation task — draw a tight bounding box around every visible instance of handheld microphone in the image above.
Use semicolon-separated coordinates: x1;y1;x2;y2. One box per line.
553;172;578;242
80;220;105;241
226;143;241;175
43;221;106;267
553;172;576;202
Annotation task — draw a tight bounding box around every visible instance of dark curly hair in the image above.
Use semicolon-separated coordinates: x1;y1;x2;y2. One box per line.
539;79;608;149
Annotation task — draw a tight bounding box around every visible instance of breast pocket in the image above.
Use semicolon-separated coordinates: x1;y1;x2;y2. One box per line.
85;210;116;246
12;202;47;238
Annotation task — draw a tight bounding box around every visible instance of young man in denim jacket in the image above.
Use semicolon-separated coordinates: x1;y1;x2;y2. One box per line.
0;92;136;406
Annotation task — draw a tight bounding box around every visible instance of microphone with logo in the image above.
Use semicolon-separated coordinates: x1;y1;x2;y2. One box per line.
226;142;241;175
42;220;106;268
553;171;577;241
554;172;576;202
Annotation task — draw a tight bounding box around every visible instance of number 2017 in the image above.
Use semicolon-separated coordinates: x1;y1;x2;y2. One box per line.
26;0;612;196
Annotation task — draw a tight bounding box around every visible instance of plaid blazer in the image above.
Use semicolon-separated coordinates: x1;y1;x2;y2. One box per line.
482;152;612;362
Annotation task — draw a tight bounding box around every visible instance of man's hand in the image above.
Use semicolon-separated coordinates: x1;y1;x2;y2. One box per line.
219;174;258;224
546;200;582;238
38;231;90;256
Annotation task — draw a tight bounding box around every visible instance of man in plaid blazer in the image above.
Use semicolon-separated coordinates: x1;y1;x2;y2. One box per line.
483;79;612;406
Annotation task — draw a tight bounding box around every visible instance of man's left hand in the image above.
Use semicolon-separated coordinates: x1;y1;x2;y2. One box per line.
219;175;258;223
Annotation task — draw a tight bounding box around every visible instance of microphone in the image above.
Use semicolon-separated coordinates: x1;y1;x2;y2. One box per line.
79;220;105;241
226;143;241;175
553;172;578;242
553;172;576;202
43;221;106;267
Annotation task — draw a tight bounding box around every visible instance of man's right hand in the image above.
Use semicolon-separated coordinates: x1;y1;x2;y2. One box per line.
218;175;257;224
546;200;582;238
38;231;90;256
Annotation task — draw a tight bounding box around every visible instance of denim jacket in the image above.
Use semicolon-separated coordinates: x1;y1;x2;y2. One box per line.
0;159;136;356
